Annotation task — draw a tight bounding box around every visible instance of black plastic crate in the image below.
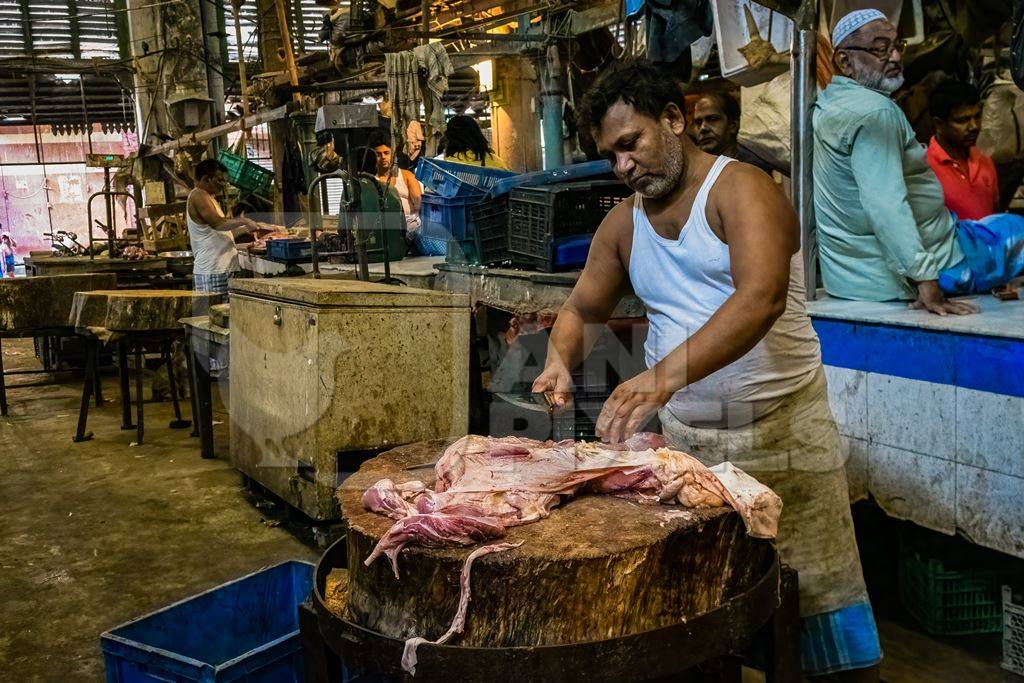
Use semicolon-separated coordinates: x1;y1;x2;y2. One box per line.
469;195;511;265
507;181;631;272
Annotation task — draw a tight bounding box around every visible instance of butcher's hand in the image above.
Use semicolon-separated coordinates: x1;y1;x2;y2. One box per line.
911;280;979;316
596;369;673;445
532;362;574;409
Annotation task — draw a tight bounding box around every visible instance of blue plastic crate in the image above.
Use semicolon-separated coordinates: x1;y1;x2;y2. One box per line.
488;160;613;197
416;233;448;256
553;234;593;268
100;561;313;683
415;157;515;198
419;192;486;243
265;238;312;262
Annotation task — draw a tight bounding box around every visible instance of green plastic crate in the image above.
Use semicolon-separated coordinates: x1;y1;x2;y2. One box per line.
898;539;1012;636
217;149;274;197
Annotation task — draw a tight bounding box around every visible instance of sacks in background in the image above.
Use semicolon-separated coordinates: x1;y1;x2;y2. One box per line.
977;82;1024;165
739;71;791;174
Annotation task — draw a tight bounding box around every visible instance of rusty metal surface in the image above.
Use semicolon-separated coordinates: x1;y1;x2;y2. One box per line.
434;263;644;317
310;535;791;683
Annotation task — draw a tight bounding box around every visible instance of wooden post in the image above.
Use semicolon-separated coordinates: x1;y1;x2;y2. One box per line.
273;0;302;101
231;0;250;121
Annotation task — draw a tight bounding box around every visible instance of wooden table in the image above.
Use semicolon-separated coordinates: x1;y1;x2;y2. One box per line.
0;273;116;415
69;290;222;445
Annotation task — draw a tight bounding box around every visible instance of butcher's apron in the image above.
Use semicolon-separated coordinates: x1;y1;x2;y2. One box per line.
660;367;869;617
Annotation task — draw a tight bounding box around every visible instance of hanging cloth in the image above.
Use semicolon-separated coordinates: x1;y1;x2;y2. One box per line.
385;50;423;164
645;0;712;65
413;42;454;153
385;44;452;161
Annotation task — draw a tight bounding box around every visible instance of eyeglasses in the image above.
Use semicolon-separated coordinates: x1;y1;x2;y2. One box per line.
841;38;907;60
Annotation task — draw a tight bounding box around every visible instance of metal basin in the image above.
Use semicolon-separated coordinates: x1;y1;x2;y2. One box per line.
159;251;194;276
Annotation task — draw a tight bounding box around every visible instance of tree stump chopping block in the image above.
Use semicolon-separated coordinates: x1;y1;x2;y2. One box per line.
0;274;116;331
69;289;224;331
337;440;775;649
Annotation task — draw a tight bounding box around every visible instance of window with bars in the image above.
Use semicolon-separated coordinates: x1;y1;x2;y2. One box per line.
0;0;121;59
223;0;329;63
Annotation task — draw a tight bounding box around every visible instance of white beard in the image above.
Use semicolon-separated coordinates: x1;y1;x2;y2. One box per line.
851;63;905;94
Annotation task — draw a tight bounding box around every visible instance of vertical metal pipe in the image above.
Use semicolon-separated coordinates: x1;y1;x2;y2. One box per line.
540;44;565;170
421;0;430;45
790;27;817;300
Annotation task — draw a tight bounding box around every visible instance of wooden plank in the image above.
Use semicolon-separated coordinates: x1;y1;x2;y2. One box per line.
142;104;292;157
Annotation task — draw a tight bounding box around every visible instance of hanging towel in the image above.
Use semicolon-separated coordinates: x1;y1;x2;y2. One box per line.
385;50;423;160
413;42;454;151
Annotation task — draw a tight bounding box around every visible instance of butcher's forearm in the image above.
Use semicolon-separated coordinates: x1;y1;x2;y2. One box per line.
654;291;784;393
545;304;611;372
544;307;587;372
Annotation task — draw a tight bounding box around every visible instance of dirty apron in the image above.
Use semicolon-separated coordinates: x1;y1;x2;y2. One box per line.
659;367;869;618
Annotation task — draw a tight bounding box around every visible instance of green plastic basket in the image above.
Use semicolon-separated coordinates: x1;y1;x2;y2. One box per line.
217;149;274;197
898;538;1012;636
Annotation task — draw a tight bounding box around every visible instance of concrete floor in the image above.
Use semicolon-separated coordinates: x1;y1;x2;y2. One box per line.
0;338;1017;682
0;339;316;681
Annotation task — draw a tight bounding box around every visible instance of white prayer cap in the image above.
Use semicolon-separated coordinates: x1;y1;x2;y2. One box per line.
831;8;888;47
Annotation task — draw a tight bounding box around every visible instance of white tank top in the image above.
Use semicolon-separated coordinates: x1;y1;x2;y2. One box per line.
628;155;822;427
187;190;238;275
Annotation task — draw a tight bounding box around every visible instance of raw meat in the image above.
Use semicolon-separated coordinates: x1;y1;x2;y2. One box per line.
400;541;521;675
359;433;782;674
364;434;780;576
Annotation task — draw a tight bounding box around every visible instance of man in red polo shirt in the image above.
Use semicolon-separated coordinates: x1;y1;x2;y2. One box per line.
926;80;999;221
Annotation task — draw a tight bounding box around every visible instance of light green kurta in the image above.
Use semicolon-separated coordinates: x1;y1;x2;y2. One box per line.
812;76;963;301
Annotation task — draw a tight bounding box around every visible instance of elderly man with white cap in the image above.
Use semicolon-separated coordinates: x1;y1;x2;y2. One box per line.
814;9;1024;313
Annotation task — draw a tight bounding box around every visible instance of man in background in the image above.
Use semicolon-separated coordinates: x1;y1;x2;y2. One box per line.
187;159;265;295
690;92;775;174
813;9;1024;310
926;80;998;221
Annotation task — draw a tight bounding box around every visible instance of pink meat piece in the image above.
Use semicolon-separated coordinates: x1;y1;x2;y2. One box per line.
368;434;779;569
364;512;508;579
400;541;521;675
433;435;547;493
361;479;420;520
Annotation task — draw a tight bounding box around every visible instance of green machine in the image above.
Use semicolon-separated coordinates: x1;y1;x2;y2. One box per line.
340;174;407;266
305;104;406;282
308;171;406;282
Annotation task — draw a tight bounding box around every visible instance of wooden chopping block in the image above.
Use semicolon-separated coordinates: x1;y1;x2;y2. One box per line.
0;273;117;331
69;289;224;332
337;441;773;648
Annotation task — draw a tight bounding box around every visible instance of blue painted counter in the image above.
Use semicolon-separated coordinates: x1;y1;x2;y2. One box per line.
808;297;1024;560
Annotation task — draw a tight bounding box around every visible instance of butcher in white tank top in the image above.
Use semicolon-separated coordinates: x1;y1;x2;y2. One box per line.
533;75;828;443
186;159;264;280
629;155;821;427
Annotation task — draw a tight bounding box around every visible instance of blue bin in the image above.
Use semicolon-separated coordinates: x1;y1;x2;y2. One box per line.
419;192;486;244
488;160;613;197
415;157;515;198
100;561;314;683
265;238;312;262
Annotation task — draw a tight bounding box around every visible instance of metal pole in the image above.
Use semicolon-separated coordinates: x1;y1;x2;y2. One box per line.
104;167;115;255
198;0;226;134
421;0;430;45
539;43;565;170
790;26;817;300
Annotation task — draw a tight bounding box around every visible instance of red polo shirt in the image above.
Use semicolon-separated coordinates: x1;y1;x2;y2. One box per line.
926;136;999;221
